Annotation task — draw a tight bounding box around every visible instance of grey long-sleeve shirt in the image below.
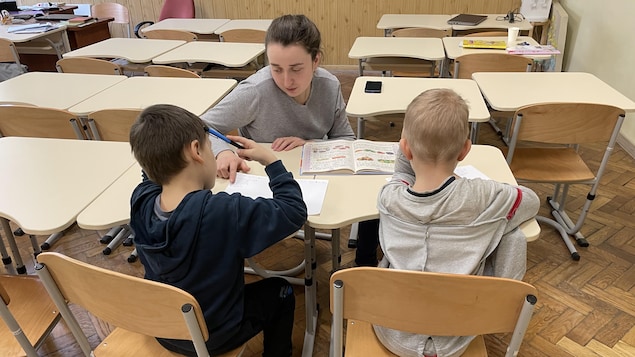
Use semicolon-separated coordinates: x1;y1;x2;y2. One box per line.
200;66;355;155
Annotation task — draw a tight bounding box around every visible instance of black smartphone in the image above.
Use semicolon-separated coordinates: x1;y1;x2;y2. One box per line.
364;81;382;93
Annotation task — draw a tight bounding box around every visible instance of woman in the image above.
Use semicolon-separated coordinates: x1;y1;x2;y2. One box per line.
201;14;355;182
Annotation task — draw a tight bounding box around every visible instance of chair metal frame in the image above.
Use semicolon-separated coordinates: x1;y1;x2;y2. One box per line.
330;267;537;357
506;102;625;260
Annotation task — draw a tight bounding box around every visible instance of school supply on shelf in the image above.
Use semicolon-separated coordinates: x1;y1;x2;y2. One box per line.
225;173;328;215
462;39;507;50
506;44;561;55
300;139;398;175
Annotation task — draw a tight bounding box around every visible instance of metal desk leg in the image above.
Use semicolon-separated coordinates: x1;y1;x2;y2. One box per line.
0;231;11;266
301;224;318;357
470;122;479;144
1;218;25;274
331;228;341;271
357;117;365;139
28;235;41;257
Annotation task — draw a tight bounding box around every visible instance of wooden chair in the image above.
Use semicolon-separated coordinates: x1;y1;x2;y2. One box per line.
330;267;537;357
91;2;131;38
36;252;246;357
0;38;22;65
204;29;267;79
86;108;142;141
453;53;533;142
145;65;201;78
56;57;123;75
143;29;198;42
362;27;450;77
505;103;625;260
0;105;85;139
0;275;61;357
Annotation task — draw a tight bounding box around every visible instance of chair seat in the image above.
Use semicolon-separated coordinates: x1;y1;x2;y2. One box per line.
0;275;61;356
508;147;595;183
95;327;245;357
345;319;487;357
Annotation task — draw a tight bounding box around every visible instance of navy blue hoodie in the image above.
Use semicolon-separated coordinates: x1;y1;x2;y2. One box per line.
130;160;307;351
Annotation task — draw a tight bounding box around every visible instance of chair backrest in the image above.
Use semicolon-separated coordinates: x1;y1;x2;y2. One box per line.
330;267;537;356
454;53;533;79
159;0;195;21
510;103;625;145
145;64;201;78
91;2;131;37
0;275;61;357
87;108;143;141
35;252;210;356
219;29;267;43
56;57;123;75
463;31;508;37
0;105;84;139
143;29;198;42
391;27;451;38
0;38;21;64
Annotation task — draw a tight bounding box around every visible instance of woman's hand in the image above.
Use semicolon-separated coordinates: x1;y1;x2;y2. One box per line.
271;136;306;151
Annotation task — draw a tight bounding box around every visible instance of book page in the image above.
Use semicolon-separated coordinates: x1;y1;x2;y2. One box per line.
300;140;355;174
352;141;397;174
454;165;490;180
224;173;328;215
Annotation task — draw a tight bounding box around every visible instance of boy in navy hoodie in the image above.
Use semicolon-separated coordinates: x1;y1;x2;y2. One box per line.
129;104;307;357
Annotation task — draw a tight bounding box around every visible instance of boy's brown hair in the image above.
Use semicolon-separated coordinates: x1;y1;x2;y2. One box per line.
129;104;207;185
402;88;470;163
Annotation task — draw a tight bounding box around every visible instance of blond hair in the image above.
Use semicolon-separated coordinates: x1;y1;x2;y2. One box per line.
402;88;469;163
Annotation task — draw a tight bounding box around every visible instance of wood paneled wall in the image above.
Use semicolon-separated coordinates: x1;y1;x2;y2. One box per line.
28;0;521;64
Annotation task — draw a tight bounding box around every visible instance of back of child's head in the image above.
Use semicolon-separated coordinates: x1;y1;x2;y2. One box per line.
403;88;469;163
265;14;321;60
129;104;207;185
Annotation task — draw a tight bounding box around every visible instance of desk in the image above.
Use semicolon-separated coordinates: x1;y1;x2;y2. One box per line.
0;22;69;62
451;14;533;34
213;19;272;34
346;76;490;141
61;37;186;63
472;72;635;112
65;18;113;50
140;18;230;37
0;137;135;274
68;76;237;116
152;41;265;67
376;14;452;35
0;72;126;109
348;37;446;77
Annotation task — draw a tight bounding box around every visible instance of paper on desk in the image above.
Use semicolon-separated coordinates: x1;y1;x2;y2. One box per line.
454;165;490;180
7;22;58;33
225;173;328;215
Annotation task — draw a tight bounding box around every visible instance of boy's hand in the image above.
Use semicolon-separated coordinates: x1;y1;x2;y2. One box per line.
228;135;278;167
216;150;250;183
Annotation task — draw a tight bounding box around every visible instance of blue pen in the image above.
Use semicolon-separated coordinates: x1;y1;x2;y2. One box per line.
205;126;243;149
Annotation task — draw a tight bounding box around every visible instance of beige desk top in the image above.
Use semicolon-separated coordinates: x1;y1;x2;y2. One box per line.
451;14;534;31
77;146;301;230
472;72;635;112
0;72;126;109
0;23;66;42
0;137;135;235
140;18;230;35
308;145;540;241
213;19;272;34
68;76;237;116
443;36;545;59
62;38;186;63
348;37;446;61
376;14;452;30
152;41;265;67
77;144;538;240
346;76;490;122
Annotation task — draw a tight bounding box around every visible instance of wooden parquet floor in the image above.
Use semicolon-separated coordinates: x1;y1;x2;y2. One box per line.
2;69;635;356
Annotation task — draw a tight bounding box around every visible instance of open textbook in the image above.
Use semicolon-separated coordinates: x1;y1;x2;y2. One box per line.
300;139;398;175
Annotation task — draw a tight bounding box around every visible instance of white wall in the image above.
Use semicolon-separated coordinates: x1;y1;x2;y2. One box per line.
559;0;635;150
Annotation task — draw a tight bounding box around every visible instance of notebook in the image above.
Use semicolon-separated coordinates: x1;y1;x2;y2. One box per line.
447;14;488;26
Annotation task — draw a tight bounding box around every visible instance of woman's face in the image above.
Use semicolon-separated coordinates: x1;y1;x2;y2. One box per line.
267;43;319;104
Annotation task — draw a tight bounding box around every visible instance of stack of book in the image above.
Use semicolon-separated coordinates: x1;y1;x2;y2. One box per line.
506;44;561;55
67;16;95;27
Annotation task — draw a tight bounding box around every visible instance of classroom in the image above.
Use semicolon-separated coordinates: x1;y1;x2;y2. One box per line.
1;0;634;356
